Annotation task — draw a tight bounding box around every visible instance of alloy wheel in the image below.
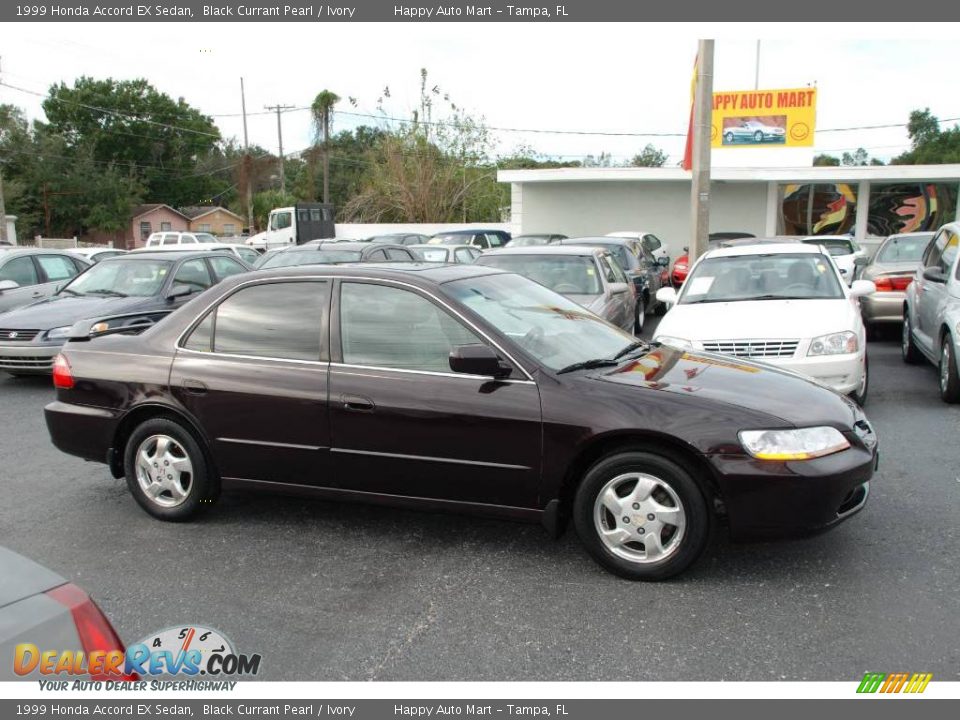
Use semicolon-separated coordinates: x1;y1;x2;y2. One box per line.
593;472;686;564
135;434;194;508
942;342;952;395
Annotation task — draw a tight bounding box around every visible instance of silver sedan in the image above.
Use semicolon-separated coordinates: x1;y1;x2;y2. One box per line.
860;232;933;330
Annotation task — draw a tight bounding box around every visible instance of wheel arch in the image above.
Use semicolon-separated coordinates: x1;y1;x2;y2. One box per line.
554;431;723;532
110;402;217;480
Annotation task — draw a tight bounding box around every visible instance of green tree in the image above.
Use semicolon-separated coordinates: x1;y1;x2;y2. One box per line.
841;147;883;166
627;144;668;167
892;108;960;165
813;153;840;166
311;90;341;204
252;189;298;231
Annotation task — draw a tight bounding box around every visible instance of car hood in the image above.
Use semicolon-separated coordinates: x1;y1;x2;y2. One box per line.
655;298;859;341
0;294;162;330
595;344;858;428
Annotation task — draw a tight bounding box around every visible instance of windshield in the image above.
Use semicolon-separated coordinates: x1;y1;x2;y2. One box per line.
260;249;362;269
877;234;932;263
62;259;171;297
476;255;603;295
417;248;450;262
803;238;854;256
442;273;634;371
680;253;844;303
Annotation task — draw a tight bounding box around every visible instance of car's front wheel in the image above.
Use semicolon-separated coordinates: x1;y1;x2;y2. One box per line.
902;314;921;364
940;334;960;403
850;354;869;406
753;130;764;142
124;418;219;521
724;132;734;144
573;451;711;580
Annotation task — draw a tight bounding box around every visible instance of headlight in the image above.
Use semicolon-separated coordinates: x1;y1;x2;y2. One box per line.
45;326;73;340
739;427;850;461
655;335;692;348
808;331;857;356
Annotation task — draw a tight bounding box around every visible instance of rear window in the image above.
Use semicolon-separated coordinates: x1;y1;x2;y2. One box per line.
804;238;854;256
876;235;931;263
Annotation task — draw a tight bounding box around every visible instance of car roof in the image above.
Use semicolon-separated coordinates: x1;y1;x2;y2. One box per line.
886;231;934;239
561;236;631;245
432;228;504;235
0;247;89;257
706;242;823;259
802;235;854;241
109;250;232;261
481;245;605;257
410;243;472;250
251;262;503;285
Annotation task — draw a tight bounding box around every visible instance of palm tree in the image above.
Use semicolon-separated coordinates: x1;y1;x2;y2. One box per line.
311;90;340;204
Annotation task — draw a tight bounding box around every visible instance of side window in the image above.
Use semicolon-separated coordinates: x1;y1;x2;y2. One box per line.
209;282;326;360
0;256;39;286
162;234;180;246
340;282;482;373
454;248;474;263
645;235;662;252
939;230;958;274
181;234;198;244
208;256;248;281
367;249;388;262
36;255;80;282
184;313;214;352
386;248;412;261
473;234;488;249
238;248;260;265
923;231;944;268
172;259;213;292
485;233;504;248
598;255;619;284
273;212;292;230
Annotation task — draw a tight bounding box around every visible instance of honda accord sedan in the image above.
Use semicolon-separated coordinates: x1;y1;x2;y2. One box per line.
44;264;877;580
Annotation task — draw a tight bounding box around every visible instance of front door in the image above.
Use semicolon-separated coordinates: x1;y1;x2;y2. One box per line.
328;279;542;509
0;256;44;312
916;229;956;354
170;280;332;485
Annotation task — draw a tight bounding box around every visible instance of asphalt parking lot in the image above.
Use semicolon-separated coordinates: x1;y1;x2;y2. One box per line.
1;322;958;681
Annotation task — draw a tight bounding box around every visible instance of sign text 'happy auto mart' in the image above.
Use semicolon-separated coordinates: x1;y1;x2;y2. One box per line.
711;87;818;149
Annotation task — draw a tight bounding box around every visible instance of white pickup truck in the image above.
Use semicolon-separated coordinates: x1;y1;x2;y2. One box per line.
246;202;335;251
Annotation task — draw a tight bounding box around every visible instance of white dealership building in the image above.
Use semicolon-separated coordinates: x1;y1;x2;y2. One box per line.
498;164;960;256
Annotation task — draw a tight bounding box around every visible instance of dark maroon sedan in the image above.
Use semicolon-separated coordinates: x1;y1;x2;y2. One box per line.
44;264;877;580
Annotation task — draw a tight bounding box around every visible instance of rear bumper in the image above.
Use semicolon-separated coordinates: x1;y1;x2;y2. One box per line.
44;401;120;465
861;292;905;324
0;343;60;374
710;439;876;540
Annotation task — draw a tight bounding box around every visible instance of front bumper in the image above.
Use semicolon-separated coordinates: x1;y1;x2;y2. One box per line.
861;292;905;324
0;342;62;374
762;353;865;395
710;430;876;540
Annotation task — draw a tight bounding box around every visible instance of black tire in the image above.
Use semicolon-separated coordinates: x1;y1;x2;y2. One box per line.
849;353;869;406
902;313;921;364
573;451;711;581
940;334;960;404
724;132;734;144
634;295;645;334
123;417;219;521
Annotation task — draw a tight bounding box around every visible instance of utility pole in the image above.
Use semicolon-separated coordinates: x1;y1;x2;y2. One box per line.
688;39;714;265
265;104;294;194
0;56;7;245
240;78;254;235
754;40;761;90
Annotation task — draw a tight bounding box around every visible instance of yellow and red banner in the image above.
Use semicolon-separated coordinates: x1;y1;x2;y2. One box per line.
711;87;817;149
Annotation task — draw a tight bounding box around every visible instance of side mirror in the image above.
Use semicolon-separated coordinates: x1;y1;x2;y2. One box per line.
656;256;670;267
922;266;947;284
656;287;678;305
849;280;876;298
0;280;19;293
166;284;194;301
609;282;629;295
449;344;510;378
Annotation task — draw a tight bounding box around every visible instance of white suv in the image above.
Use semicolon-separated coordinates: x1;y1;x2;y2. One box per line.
902;222;960;402
144;232;221;248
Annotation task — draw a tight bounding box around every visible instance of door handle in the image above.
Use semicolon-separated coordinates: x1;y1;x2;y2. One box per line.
182;379;208;395
342;394;375;412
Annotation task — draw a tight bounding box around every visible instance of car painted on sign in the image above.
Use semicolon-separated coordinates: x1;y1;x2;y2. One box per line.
723;120;786;144
44;263;876;580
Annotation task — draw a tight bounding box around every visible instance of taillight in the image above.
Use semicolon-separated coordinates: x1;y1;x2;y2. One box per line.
873;276;913;292
46;583;138;681
52;353;74;389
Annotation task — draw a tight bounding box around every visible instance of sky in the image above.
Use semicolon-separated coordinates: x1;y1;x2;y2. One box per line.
1;22;957;167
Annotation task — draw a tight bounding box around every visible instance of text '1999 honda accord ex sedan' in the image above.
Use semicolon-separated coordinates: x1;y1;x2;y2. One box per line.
44;263;878;580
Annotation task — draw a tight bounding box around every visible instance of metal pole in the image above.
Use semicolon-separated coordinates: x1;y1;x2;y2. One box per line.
754;40;760;90
0;168;7;245
265;104;294;194
240;78;254;235
689;39;714;264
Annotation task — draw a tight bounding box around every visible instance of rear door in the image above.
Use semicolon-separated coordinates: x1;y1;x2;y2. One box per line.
0;255;44;311
328;279;542;508
171;279;332;485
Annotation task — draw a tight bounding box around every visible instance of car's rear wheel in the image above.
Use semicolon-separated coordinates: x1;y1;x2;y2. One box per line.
902;314;921;364
573;451;710;581
940;335;960;403
849;354;869;406
124;418;218;521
